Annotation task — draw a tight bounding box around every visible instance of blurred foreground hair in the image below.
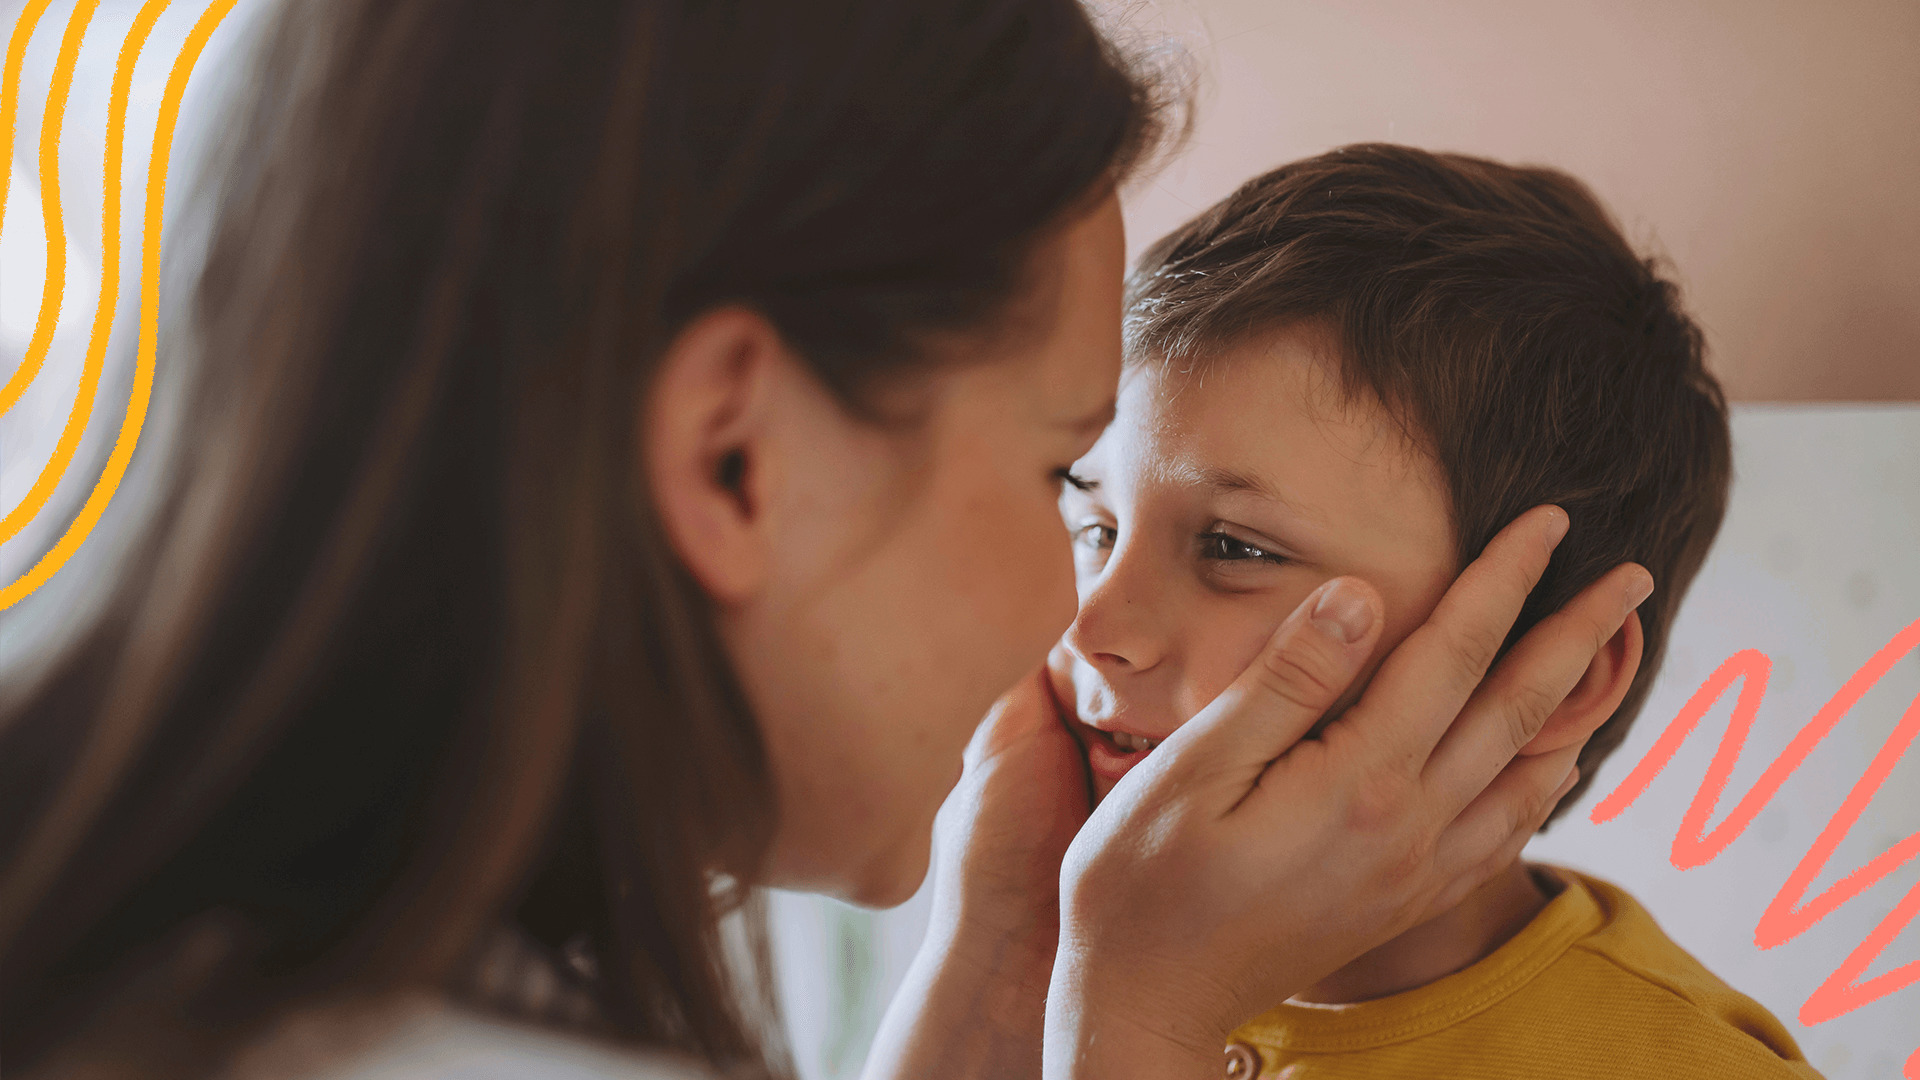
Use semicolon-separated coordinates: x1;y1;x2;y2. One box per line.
0;0;1178;1074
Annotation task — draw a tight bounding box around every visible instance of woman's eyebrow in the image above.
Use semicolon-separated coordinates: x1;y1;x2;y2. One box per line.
1060;399;1117;437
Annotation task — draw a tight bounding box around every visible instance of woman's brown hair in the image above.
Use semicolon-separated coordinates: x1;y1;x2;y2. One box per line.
0;0;1175;1073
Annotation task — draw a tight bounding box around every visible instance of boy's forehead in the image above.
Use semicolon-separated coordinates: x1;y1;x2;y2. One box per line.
1101;331;1455;561
1114;335;1429;483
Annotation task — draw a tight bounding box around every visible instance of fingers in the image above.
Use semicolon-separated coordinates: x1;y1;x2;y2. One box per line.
1421;561;1652;815
1154;577;1383;794
1423;741;1584;920
1333;506;1570;770
966;668;1057;769
1518;609;1645;757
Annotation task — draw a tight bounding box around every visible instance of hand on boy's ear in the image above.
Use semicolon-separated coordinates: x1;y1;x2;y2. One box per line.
1519;609;1644;756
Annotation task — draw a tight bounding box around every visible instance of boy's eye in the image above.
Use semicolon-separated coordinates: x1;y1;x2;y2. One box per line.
1073;522;1117;551
1201;531;1284;565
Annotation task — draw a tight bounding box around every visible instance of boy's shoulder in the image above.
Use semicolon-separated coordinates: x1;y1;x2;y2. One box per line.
1543;871;1818;1077
1233;867;1822;1079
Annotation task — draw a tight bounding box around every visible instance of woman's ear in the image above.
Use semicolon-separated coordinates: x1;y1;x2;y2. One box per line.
643;307;786;605
1519;609;1645;756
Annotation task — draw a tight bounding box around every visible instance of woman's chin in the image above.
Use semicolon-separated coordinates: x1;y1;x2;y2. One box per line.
767;827;931;909
842;839;932;909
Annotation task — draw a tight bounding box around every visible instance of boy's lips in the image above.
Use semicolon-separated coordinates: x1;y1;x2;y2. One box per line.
1070;715;1171;789
1044;655;1180;790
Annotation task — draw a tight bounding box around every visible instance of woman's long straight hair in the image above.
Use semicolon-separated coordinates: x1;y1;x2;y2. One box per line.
0;0;1178;1074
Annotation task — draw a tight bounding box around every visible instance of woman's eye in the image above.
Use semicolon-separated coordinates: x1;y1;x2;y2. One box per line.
1201;531;1283;564
1053;467;1095;493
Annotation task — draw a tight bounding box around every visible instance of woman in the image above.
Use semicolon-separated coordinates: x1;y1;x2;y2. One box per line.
0;0;1648;1076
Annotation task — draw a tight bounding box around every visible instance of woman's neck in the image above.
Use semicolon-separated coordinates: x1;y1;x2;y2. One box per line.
1292;861;1554;1005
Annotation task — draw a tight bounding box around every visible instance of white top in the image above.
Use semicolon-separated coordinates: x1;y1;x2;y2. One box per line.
231;999;716;1080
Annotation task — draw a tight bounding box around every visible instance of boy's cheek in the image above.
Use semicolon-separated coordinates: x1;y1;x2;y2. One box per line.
1172;614;1291;726
1304;627;1412;737
1045;640;1080;718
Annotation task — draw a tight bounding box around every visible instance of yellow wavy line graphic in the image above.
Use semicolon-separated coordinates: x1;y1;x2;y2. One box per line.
0;0;239;609
0;0;55;257
0;0;99;544
0;0;94;427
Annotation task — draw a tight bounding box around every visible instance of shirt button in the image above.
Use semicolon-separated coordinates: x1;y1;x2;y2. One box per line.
1224;1041;1262;1079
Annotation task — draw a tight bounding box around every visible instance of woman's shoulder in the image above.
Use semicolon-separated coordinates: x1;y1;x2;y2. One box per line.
229;994;717;1080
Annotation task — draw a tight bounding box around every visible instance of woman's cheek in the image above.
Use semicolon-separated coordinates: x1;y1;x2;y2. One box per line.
1006;492;1080;664
954;477;1078;682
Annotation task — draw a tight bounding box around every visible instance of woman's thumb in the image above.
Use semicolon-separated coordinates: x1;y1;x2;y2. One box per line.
965;667;1064;769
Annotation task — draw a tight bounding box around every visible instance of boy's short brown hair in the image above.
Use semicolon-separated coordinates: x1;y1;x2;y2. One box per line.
1126;143;1732;824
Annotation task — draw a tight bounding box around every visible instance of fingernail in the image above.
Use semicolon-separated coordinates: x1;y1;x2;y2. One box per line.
1542;506;1570;551
1555;765;1580;798
1311;578;1377;645
1622;569;1654;615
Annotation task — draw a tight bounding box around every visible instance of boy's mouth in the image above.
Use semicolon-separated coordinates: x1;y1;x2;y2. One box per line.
1070;716;1167;789
1042;654;1173;792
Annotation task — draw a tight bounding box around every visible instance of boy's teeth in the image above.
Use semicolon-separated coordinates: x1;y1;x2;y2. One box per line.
1113;731;1160;753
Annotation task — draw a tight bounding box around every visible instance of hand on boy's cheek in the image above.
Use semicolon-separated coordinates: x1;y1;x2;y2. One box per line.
1046;641;1108;799
932;668;1093;958
1057;612;1392;805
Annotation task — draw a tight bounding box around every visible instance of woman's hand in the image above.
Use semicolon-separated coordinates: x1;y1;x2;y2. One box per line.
861;669;1091;1080
929;667;1091;966
1044;505;1654;1080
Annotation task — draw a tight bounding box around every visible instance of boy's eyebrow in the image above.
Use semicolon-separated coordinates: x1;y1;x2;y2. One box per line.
1191;464;1323;525
1196;464;1281;500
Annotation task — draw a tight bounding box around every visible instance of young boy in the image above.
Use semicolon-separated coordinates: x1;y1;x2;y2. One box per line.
1051;144;1821;1078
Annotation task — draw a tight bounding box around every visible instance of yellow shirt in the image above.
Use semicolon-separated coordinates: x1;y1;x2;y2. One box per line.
1230;867;1822;1079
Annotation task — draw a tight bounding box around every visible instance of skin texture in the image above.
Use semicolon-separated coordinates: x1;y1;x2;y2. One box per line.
1050;322;1644;1005
646;194;1126;905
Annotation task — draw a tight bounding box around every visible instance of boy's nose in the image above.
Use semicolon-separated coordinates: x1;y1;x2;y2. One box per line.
1064;570;1166;674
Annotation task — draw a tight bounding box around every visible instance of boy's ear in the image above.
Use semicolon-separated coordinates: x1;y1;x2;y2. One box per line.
642;306;784;606
1519;610;1645;757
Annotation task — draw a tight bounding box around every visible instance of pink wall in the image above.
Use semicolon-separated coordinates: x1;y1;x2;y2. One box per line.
1117;0;1920;401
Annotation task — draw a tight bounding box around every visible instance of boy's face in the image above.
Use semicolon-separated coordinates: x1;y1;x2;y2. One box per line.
1052;322;1460;800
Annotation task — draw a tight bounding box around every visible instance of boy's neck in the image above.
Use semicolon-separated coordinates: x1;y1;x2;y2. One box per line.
1293;861;1557;1005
